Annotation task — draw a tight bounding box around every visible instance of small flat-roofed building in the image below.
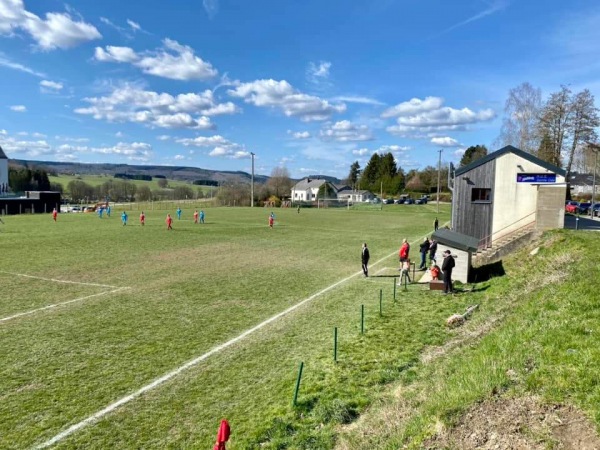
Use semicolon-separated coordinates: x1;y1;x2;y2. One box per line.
431;228;479;283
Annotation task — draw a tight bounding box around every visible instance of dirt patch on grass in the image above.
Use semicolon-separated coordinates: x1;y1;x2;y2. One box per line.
424;396;600;450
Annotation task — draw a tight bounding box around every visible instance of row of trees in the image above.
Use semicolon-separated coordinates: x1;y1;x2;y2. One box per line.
497;82;599;181
66;179;210;203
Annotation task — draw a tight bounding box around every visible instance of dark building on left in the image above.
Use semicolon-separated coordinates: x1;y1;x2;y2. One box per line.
0;146;61;215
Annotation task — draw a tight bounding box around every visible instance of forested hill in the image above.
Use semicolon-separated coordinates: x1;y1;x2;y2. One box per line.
8;159;270;184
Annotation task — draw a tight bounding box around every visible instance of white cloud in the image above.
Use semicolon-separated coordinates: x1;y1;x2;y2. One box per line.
320;120;373;142
40;79;63;92
331;95;384;106
126;19;141;31
289;130;311;139
378;144;411;153
431;136;461;147
0;133;151;161
353;148;369;156
176;134;248;159
75;84;237;130
307;60;332;81
381;96;444;118
94;46;138;63
156;134;171;141
203;0;219;19
115;131;124;138
384;97;496;136
228;79;346;121
0;54;45;77
10;105;26;112
0;1;101;50
174;154;185;160
436;0;509;37
54;135;89;143
94;38;218;81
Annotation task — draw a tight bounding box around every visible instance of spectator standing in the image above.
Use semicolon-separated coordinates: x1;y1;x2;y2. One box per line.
52;208;57;222
399;238;410;263
361;243;370;277
166;213;173;230
194;210;199;224
441;250;455;294
434;217;439;231
200;210;205;224
418;237;430;270
121;211;128;226
176;207;182;220
429;239;438;265
140;211;145;226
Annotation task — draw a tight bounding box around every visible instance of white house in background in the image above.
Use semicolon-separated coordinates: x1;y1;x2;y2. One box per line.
569;172;594;196
336;187;375;203
0;146;8;192
291;177;328;201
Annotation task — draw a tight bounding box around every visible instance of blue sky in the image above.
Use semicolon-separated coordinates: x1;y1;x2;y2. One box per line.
0;0;599;179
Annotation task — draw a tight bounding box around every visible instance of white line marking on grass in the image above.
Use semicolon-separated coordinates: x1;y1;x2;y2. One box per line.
37;235;430;448
0;271;118;288
1;288;129;324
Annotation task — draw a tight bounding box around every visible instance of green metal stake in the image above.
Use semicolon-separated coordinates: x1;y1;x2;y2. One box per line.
334;327;338;362
361;304;365;334
393;277;397;301
379;289;383;316
292;361;304;406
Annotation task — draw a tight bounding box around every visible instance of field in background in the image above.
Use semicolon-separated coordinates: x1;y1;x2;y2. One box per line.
49;173;216;194
0;204;452;448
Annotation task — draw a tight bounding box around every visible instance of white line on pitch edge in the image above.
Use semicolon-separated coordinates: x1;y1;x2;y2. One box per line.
35;252;395;448
1;288;129;324
0;271;118;288
36;235;429;449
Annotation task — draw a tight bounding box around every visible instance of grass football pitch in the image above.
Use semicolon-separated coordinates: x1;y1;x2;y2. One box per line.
0;204;451;449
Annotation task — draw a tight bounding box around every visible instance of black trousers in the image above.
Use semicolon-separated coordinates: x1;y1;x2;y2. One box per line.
362;262;368;276
443;270;453;293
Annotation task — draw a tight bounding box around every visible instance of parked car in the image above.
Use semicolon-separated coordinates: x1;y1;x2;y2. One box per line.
590;203;600;217
578;202;591;214
565;201;579;214
384;198;394;204
404;198;415;205
70;206;81;213
415;197;428;204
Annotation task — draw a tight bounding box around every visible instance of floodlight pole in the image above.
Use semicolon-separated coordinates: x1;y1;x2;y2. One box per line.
436;149;443;214
250;152;255;208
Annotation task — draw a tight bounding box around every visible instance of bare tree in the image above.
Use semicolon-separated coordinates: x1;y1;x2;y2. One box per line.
537;85;572;167
266;166;293;199
565;89;599;180
496;82;542;153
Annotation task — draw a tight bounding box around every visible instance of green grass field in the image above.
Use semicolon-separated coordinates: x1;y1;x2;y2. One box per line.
1;204;454;449
5;205;598;449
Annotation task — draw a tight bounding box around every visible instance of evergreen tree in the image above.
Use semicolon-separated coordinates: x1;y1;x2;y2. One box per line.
459;145;488;167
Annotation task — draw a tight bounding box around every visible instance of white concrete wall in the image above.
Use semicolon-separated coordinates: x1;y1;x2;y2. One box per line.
0;159;7;188
492;153;565;241
435;244;470;284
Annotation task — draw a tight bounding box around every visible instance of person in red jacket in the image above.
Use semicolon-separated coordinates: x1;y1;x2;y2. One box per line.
166;213;173;230
399;238;410;263
140;211;145;226
268;215;274;228
52;208;58;222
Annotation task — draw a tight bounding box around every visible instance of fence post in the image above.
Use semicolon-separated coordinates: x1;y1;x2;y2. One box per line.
393;277;397;300
292;362;304;406
333;327;338;362
379;289;383;316
361;304;365;334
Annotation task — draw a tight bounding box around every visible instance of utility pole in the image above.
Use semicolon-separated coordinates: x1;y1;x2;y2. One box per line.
436;149;443;214
250;152;255;207
590;143;600;220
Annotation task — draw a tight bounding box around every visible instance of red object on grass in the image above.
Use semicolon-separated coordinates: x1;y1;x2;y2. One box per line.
213;419;230;450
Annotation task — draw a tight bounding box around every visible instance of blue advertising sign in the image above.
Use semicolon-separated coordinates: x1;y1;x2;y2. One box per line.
516;173;556;183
